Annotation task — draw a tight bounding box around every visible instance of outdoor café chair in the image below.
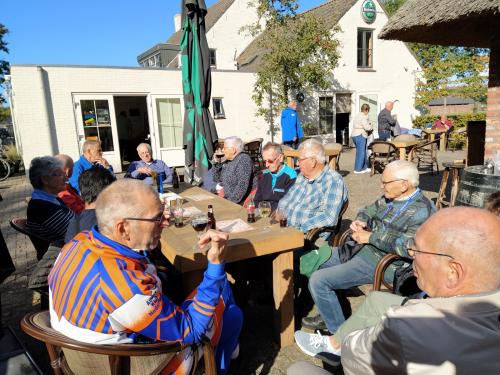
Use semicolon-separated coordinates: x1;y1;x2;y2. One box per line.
244;138;264;171
304;199;349;250
21;310;217;375
447;127;467;152
10;217;50;261
409;139;440;175
337;228;404;293
368;141;398;176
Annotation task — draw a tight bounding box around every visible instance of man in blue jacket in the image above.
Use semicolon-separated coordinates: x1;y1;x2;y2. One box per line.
281;100;304;149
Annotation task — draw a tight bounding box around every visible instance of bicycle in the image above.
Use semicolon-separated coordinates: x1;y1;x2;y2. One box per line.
0;158;10;181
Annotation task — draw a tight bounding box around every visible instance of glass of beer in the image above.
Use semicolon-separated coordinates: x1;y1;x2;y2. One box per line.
258;201;272;231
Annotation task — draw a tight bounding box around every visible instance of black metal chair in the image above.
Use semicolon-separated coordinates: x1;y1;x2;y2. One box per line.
410;139;440;175
368;141;398;176
244;138;264;171
10;218;50;261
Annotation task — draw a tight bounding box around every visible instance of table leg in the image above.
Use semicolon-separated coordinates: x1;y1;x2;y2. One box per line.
182;269;204;298
399;148;407;160
272;250;294;347
436;167;450;210
439;134;446;151
450;168;460;207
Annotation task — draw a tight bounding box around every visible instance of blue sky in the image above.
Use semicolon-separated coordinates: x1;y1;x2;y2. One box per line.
1;0;324;67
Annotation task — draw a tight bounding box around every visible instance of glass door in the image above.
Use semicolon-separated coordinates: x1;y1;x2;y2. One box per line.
73;94;122;172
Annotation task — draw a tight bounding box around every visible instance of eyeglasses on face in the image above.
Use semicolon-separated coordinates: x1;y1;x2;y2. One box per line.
124;206;167;224
381;178;406;186
264;155;281;164
297;156;313;163
406;238;454;259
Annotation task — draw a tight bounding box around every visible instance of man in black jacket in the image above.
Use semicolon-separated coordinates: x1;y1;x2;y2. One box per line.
377;101;396;141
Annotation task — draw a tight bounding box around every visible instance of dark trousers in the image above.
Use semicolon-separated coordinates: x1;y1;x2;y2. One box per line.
283;140;299;149
378;130;391;141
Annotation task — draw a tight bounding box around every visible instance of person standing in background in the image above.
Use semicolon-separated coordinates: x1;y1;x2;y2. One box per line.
351;104;372;174
377;101;396;141
281;100;304;149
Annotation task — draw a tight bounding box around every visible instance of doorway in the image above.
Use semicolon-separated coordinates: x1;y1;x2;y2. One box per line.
113;96;150;171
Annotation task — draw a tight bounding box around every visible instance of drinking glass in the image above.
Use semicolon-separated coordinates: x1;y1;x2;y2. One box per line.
191;214;209;252
276;208;288;228
258;201;272;231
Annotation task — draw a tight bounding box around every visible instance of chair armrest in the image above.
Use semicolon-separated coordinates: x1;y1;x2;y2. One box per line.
373;253;402;292
305;226;336;249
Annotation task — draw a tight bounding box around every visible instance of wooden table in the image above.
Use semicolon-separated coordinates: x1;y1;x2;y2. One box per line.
160;187;304;347
391;140;419;160
423;128;448;151
283;143;342;170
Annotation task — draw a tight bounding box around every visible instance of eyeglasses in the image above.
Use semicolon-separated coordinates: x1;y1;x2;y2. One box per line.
124;206;167;224
297;156;313;163
264;156;281;164
406;238;454;259
381;179;406;185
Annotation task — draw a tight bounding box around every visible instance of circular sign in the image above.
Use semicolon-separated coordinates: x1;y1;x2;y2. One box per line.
296;93;305;103
361;0;376;24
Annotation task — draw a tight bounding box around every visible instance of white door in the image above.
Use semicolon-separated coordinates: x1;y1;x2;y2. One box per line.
149;95;186;167
73;94;122;172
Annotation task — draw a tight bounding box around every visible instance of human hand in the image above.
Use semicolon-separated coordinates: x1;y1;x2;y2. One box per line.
351;229;371;244
160;208;170;228
350;220;367;232
137;167;153;175
293;137;298;142
200;230;229;264
95;158;110;168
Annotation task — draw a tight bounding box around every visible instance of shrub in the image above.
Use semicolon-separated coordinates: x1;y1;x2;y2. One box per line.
2;144;22;163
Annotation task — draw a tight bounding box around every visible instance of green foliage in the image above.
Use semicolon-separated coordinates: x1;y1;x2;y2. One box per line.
412;112;486;149
0;23;10;105
382;0;406;16
247;1;340;126
2;144;21;163
0;106;9;122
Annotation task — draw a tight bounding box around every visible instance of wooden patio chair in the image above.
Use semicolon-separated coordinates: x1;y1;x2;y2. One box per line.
21;310;217;375
10;217;50;261
447;127;467;152
409;139;440;175
368;141;398;176
305;199;349;250
244;138;264;171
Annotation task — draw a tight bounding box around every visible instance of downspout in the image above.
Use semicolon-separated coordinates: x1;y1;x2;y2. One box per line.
4;75;22;155
37;66;56;155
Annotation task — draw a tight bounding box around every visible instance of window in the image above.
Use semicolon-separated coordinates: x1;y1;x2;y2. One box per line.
357;29;373;68
209;49;217;68
156;98;182;148
80;99;114;151
319;96;334;134
212;98;225;119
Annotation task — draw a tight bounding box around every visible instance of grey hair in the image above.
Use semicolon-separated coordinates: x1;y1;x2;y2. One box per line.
298;138;326;164
224;136;244;153
29;156;63;189
136;143;152;153
262;142;283;155
385;160;419;187
83;140;100;153
95;179;157;234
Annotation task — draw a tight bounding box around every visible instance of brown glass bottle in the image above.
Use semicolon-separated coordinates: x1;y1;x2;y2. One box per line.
207;205;216;230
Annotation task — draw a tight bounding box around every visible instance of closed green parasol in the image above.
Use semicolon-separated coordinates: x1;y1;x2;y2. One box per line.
181;0;218;185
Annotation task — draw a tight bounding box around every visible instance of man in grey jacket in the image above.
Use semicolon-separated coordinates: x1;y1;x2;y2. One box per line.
289;207;500;375
377;101;396;141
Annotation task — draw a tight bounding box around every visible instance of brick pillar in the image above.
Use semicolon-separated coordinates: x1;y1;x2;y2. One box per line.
485;25;500;159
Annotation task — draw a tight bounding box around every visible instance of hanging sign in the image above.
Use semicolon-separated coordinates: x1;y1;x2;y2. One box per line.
361;0;376;24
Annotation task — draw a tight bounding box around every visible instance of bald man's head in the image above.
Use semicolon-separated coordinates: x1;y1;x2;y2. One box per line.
95;179;159;235
55;154;74;178
415;207;500;295
385;101;394;111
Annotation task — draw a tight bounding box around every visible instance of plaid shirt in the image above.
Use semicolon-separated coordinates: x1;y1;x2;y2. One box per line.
278;167;348;234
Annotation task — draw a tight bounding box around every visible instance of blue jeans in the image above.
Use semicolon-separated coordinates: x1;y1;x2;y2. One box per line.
378;130;390;141
352;135;368;172
308;248;376;334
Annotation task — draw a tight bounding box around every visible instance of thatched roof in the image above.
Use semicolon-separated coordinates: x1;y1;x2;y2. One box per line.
166;0;236;45
237;0;357;72
379;0;500;48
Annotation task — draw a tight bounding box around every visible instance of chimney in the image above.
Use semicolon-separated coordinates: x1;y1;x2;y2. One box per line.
174;13;181;32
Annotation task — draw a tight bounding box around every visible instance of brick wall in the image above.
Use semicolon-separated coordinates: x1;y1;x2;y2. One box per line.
485;28;500;159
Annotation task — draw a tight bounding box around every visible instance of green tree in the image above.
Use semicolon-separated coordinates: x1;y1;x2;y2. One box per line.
381;0;488;109
244;1;340;128
0;23;10;105
0;106;9;122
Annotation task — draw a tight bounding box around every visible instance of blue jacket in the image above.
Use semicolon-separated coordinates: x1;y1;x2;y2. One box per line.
281;107;304;142
69;155;114;194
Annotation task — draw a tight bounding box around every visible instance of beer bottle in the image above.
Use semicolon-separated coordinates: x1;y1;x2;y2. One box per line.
247;197;256;223
172;169;180;189
207;205;216;230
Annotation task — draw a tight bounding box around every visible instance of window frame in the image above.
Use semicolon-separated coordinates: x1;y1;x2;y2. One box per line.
209;49;217;68
212;98;225;119
357;28;374;69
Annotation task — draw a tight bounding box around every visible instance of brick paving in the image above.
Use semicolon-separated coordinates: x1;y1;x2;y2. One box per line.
0;147;465;374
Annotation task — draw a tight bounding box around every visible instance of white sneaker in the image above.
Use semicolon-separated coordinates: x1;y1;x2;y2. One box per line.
364;168;371;173
353;170;365;174
294;330;341;357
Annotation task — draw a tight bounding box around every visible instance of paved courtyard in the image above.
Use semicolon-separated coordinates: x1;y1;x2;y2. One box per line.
0;147;465;374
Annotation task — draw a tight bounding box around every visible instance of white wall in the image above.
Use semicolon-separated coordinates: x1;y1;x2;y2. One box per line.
332;0;421;129
206;0;260;70
10;65;270;171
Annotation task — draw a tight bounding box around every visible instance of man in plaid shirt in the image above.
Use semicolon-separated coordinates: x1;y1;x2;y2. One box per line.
277;139;348;236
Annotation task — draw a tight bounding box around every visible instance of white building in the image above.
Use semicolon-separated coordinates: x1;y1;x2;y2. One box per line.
9;0;421;173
